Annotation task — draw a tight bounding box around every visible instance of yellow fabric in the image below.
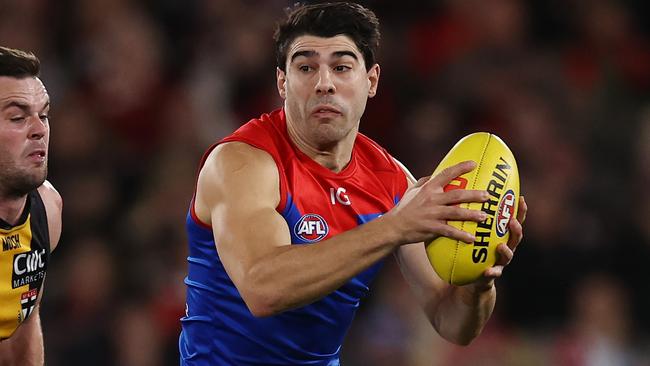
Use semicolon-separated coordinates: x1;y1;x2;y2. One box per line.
0;215;45;340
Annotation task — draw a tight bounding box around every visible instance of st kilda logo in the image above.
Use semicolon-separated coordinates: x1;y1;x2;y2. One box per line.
294;214;329;243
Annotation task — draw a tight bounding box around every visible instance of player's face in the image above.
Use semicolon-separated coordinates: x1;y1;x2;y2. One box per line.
278;35;379;147
0;76;50;198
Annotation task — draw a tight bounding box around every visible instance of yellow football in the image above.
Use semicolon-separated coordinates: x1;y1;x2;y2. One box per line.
426;132;519;286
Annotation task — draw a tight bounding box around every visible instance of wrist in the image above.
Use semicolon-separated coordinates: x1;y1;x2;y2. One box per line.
458;280;495;306
375;213;404;247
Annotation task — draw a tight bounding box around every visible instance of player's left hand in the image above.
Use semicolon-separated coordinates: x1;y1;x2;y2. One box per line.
472;196;527;289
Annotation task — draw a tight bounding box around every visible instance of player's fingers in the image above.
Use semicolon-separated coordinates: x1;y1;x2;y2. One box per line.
441;189;489;205
495;243;513;266
507;216;523;252
517;196;527;224
428;161;476;188
433;223;475;244
483;265;503;278
438;205;486;222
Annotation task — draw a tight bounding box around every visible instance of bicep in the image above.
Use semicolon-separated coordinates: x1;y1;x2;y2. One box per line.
197;143;291;285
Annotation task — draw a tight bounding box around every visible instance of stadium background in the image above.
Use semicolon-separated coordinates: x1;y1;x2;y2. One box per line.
2;0;649;364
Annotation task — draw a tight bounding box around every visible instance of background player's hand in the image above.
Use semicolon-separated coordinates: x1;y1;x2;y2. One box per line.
473;196;527;289
384;161;489;245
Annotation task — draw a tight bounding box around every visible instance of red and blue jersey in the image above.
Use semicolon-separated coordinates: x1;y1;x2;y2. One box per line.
180;108;408;365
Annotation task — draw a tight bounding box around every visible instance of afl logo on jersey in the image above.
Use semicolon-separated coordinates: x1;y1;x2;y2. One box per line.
294;214;329;243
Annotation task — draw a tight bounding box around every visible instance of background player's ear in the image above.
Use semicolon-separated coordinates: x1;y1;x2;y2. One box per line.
276;68;287;99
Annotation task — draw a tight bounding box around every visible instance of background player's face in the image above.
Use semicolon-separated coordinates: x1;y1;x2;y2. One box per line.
278;35;379;147
0;76;50;198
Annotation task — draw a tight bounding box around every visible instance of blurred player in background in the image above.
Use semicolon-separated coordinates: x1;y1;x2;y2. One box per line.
0;46;62;365
179;3;526;365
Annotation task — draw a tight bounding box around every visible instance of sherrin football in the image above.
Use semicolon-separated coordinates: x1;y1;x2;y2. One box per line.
426;132;519;286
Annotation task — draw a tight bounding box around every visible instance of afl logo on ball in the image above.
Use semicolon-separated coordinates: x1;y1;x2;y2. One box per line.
496;190;515;237
294;214;329;243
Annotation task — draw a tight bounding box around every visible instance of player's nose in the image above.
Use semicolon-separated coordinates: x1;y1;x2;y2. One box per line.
314;68;336;95
28;115;47;140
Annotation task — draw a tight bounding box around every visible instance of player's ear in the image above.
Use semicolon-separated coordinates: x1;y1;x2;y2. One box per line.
367;63;380;98
277;67;287;99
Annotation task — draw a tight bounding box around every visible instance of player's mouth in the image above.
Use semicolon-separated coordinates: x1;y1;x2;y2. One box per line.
26;149;46;164
311;105;342;118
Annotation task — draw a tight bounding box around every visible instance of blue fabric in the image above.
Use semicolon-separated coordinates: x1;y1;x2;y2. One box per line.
179;209;381;365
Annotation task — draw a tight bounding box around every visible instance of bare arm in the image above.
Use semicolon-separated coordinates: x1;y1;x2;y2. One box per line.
193;142;486;317
38;180;63;252
0;305;44;366
394;161;527;345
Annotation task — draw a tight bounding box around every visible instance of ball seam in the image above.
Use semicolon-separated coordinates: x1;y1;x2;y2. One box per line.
451;133;492;284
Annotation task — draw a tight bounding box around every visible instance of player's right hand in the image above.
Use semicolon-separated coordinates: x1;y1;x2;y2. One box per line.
383;161;489;245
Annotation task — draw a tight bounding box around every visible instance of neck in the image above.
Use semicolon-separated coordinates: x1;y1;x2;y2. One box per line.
0;194;27;226
286;119;357;173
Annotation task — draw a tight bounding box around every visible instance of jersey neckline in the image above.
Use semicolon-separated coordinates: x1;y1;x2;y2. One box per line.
279;109;359;180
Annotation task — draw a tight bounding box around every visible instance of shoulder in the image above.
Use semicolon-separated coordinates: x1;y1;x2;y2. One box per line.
37;180;62;209
37;180;62;252
391;157;417;186
202;141;278;178
355;133;402;172
220;109;289;160
194;142;281;223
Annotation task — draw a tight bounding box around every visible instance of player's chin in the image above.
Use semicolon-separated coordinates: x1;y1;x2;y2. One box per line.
26;169;48;189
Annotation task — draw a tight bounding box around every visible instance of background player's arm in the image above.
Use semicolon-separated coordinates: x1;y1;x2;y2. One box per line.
394;161;526;345
194;142;486;317
0;304;44;366
38;180;63;252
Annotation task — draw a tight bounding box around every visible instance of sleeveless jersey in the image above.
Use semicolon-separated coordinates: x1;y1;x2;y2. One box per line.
0;190;50;340
180;108;408;365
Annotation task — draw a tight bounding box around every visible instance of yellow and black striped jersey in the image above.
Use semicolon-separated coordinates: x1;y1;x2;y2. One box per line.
0;190;49;340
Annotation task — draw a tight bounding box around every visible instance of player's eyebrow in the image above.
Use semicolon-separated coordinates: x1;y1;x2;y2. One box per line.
331;51;358;60
290;50;318;63
1;100;31;112
290;50;359;63
1;100;50;113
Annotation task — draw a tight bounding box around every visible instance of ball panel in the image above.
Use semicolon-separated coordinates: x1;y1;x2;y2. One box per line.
425;238;457;282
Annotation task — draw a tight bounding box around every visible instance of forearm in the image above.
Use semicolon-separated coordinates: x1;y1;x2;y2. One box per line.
243;215;401;316
433;282;496;345
0;310;44;366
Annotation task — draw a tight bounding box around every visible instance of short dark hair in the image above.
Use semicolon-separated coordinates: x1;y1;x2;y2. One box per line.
274;2;380;72
0;46;40;78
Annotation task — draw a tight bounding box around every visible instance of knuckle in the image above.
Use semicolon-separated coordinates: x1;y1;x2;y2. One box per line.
441;166;456;177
